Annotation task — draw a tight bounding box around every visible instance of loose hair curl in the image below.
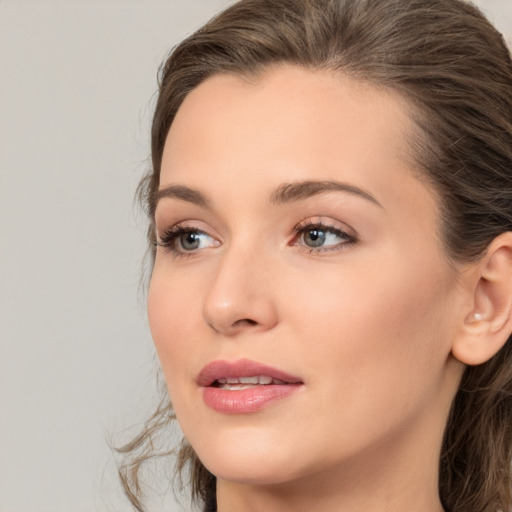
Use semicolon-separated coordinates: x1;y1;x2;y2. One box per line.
118;1;512;511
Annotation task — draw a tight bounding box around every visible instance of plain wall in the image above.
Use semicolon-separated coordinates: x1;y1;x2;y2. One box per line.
1;1;511;511
0;2;232;512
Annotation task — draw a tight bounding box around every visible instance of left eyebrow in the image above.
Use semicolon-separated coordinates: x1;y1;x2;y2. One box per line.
269;180;383;209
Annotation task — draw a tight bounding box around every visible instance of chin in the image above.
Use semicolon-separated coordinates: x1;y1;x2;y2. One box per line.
203;456;306;487
187;425;311;486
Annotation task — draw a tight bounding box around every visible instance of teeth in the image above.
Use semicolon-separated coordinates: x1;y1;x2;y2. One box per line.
239;376;259;384
218;384;257;390
215;375;280;387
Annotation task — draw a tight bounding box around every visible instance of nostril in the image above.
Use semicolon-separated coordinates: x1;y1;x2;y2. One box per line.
234;318;258;327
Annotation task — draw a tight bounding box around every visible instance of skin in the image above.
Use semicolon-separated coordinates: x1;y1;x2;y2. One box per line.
148;66;471;512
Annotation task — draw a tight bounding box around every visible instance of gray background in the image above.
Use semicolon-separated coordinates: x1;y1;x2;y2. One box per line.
1;1;510;511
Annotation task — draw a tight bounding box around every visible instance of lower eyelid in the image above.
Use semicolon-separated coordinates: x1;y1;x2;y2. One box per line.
292;222;357;251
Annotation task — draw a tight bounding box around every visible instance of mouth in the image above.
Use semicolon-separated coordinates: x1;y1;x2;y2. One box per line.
197;358;303;387
197;359;304;414
213;375;289;390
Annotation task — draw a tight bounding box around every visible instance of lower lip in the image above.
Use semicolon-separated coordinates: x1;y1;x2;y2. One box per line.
202;384;302;414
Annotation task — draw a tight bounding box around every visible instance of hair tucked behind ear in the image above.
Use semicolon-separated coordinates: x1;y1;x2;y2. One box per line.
118;1;512;511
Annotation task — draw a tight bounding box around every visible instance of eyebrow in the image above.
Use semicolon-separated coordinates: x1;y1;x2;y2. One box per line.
156;180;382;209
270;180;383;208
156;185;211;208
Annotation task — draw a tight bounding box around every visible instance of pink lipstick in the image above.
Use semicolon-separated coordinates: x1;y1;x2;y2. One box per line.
198;359;303;414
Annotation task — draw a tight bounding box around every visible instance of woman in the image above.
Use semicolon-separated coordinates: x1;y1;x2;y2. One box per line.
118;1;512;511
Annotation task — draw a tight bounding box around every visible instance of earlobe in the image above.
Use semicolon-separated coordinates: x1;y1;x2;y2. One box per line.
452;232;512;366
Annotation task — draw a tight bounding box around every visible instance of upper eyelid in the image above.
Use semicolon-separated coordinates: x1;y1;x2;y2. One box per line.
157;224;213;242
156;219;215;236
154;211;226;238
294;225;356;242
294;217;358;236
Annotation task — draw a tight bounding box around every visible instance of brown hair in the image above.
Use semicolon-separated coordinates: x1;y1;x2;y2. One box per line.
118;1;512;511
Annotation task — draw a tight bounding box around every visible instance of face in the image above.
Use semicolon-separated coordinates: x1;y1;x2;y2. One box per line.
148;66;464;491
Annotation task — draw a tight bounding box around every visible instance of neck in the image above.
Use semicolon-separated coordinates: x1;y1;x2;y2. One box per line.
216;448;444;512
216;403;448;512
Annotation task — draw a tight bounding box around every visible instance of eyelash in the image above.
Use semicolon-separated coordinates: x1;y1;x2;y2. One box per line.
155;223;214;257
291;221;357;253
155;221;357;258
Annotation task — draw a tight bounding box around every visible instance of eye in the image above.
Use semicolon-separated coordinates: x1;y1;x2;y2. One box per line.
293;221;356;252
156;224;219;256
178;231;211;251
303;228;331;248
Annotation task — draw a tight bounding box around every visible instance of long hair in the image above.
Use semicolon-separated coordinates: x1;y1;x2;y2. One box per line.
118;1;512;511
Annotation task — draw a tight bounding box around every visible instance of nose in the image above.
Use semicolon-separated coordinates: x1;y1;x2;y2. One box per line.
202;244;279;336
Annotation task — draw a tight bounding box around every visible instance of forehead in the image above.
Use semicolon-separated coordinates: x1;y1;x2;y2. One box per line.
161;66;433;213
161;66;418;189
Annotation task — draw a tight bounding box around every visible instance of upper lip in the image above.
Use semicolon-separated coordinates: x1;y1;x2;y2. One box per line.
197;358;303;387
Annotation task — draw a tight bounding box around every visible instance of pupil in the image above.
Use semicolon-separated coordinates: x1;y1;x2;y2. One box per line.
305;229;325;247
181;232;200;250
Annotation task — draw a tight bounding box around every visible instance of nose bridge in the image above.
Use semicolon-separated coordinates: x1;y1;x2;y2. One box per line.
202;237;278;335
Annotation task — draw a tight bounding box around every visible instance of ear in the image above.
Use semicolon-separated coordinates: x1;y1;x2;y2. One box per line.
452;232;512;366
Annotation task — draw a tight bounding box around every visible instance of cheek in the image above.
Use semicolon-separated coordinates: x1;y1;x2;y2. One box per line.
285;253;455;404
147;268;201;379
272;260;455;468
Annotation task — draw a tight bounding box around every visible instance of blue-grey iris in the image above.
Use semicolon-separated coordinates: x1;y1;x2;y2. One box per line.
304;229;326;247
181;232;201;250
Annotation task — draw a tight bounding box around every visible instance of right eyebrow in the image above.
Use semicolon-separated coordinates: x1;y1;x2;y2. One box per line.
156;184;211;209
